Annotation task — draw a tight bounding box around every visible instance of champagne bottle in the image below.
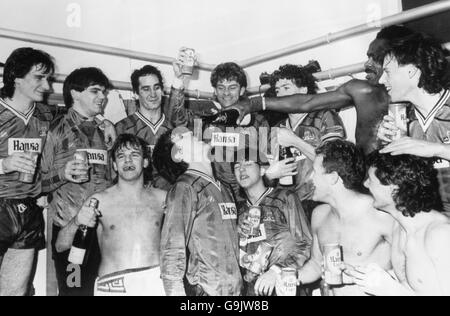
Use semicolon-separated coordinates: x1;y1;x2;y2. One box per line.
201;109;251;127
279;146;296;186
68;198;99;265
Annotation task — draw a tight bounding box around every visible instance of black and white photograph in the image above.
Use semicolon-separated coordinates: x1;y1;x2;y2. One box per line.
1;0;450;299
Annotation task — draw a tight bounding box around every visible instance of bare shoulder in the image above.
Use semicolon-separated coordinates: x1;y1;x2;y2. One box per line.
311;204;332;231
339;79;375;94
145;187;168;209
146;187;167;199
426;217;450;249
92;186;117;202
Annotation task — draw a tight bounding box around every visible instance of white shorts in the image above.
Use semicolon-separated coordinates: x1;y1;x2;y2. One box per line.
94;266;165;296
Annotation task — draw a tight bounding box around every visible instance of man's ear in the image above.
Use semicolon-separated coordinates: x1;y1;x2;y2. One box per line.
144;158;149;168
172;146;184;163
408;65;420;80
240;87;246;97
329;171;340;186
71;89;80;103
14;77;23;88
260;166;266;177
113;161;118;172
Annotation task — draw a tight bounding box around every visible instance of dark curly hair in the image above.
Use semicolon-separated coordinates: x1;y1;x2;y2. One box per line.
210;62;247;88
130;65;164;95
376;25;415;41
63;67;112;108
316;140;366;193
152;130;189;184
367;152;442;217
384;32;449;94
1;47;55;99
111;134;152;185
270;64;318;95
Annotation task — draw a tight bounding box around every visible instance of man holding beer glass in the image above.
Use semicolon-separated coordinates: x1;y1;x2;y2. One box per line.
41;67;114;296
377;32;450;213
296;140;394;296
0;48;54;296
226;26;415;156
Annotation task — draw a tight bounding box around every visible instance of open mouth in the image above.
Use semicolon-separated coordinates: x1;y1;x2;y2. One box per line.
365;69;377;80
123;166;136;171
240;175;250;181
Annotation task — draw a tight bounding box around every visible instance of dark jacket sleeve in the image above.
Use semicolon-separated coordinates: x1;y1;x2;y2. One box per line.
160;181;197;296
269;191;312;269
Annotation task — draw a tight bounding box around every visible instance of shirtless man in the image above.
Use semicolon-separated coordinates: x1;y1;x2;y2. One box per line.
76;134;166;296
352;152;450;296
228;25;414;155
297;140;394;296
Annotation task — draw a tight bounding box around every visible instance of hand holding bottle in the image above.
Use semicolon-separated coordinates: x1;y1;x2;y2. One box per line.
76;199;101;228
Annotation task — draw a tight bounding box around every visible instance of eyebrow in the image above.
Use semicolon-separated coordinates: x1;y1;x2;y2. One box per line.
217;84;239;87
141;84;161;88
277;83;292;89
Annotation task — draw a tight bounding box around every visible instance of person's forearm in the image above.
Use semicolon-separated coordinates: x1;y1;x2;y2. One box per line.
266;95;315;113
291;138;316;161
266;91;351;114
435;143;450;161
298;259;322;285
55;217;79;253
160;246;187;296
167;86;191;128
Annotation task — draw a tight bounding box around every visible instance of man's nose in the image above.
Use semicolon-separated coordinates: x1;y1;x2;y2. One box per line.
42;79;51;91
379;71;388;86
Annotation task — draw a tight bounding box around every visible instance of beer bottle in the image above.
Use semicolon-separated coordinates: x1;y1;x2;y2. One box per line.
68;198;99;265
279;146;296;186
201;109;251;127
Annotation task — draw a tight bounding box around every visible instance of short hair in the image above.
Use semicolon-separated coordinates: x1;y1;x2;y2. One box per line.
63;67;112;108
231;144;269;170
1;47;55;98
316;140;366;193
367;152;442;217
210;62;247;88
270;64;318;94
130;65;164;95
384;32;449;94
153;130;188;184
111;134;152;185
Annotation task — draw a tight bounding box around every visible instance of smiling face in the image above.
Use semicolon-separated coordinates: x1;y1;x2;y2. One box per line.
275;79;307;97
137;74;163;111
364;167;397;211
379;54;418;102
364;39;388;86
14;64;52;102
214;79;245;107
113;145;148;182
72;84;108;118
